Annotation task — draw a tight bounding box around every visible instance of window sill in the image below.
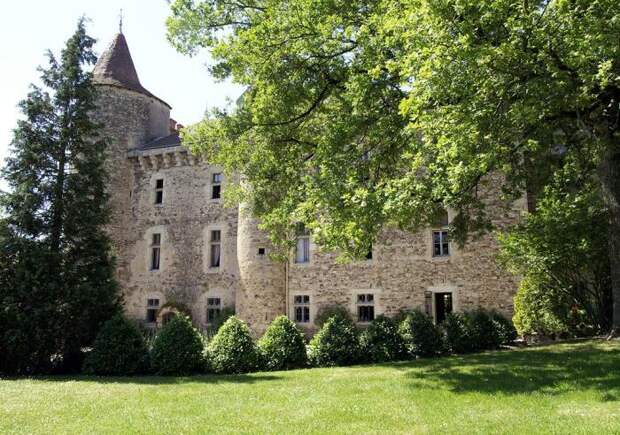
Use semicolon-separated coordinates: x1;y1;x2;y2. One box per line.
207;267;221;273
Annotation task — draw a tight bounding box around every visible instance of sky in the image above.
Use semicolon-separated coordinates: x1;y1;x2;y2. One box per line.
0;0;243;184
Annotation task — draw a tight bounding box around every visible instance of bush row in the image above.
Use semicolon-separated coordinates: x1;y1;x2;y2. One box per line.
84;308;516;376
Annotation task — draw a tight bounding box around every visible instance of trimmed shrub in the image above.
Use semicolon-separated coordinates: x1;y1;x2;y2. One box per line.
442;312;473;354
399;310;444;357
150;315;204;375
467;309;502;350
207;316;261;374
83;314;149;375
490;311;518;345
308;315;360;367
258;316;307;370
359;316;407;363
314;305;353;328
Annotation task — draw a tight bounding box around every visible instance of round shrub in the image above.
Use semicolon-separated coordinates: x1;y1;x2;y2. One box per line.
83;314;149;375
150;315;204;375
314;305;353;328
258;315;307;370
442;312;473;354
308;315;360;367
207;316;261;374
489;311;518;345
466;309;502;350
359;315;406;363
399;310;444;357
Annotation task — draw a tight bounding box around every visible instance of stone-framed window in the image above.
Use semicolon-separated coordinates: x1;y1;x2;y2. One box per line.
357;293;375;322
257;247;266;256
206;297;222;324
295;225;310;264
211;173;223;200
432;230;449;257
210;230;221;268
146;298;160;323
293;295;310;323
366;243;373;261
150;233;161;270
432;209;450;257
154;178;164;205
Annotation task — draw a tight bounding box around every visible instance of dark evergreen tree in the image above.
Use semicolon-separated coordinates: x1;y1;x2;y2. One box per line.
0;19;120;375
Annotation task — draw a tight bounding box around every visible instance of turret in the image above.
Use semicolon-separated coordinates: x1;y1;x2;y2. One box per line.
236;205;287;335
91;31;172;288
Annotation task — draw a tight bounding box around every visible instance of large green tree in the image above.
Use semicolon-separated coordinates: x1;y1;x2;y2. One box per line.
0;19;120;374
166;1;620;331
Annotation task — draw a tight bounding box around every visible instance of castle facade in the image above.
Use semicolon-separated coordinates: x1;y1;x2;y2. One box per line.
92;33;524;335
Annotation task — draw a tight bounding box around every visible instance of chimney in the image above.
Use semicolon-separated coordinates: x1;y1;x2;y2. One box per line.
169;118;177;134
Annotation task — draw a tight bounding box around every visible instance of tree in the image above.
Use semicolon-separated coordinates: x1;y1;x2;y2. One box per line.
166;1;620;331
500;177;612;335
0;19;120;374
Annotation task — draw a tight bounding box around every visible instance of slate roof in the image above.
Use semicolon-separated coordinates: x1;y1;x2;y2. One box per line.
139;133;182;151
93;33;171;108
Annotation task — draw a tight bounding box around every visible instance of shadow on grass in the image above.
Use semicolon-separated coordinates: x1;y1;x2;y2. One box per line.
5;373;283;385
392;342;620;397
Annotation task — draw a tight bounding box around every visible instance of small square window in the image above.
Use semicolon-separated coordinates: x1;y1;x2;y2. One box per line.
357;293;375;322
206;297;222;323
258;247;266;256
156;179;164;189
212;173;223;184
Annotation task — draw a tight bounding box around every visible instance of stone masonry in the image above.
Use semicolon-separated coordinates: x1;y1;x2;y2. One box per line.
93;32;525;336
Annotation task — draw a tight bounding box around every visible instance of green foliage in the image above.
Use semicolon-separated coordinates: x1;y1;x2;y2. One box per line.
442;313;474;354
308;315;360;367
258;315;307;370
489;311;518;345
466;310;502;351
207;316;261;374
207;306;236;334
0;19;120;375
83;314;149;376
359;315;406;363
150;315;204;375
500;183;612;336
314;305;353;328
399;310;444;357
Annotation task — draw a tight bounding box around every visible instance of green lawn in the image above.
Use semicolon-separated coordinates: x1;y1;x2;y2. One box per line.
1;340;619;434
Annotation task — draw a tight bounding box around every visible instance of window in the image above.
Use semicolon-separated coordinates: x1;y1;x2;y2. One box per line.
294;295;310;323
366;244;373;260
210;230;221;268
357;293;375;322
211;173;222;199
206;297;222;324
433;230;450;257
146;298;160;323
257;247;266;256
295;226;310;263
154;179;164;204
151;233;161;270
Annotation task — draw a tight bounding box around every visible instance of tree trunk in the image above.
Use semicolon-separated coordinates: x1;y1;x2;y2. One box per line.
600;144;620;336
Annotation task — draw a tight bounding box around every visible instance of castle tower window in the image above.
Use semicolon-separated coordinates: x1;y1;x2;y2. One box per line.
210;230;221;268
432;231;449;257
432;209;450;257
295;226;310;263
357;293;375;322
154;179;164;204
150;233;161;270
257;247;266;256
293;295;310;323
146;298;160;323
206;297;222;324
211;173;222;199
366;244;373;260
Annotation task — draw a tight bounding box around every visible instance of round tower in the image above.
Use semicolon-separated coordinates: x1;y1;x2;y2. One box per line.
91;32;172;288
236;205;287;335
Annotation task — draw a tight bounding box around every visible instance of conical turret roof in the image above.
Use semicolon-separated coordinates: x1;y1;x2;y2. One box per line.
93;33;170;108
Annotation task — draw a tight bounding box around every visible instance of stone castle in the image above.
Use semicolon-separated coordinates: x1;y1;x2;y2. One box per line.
91;32;525;335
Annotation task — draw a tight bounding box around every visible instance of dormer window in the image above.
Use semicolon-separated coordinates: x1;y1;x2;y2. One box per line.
212;173;222;199
154;179;164;204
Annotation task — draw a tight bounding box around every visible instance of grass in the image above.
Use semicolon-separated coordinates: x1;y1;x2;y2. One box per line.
1;340;619;434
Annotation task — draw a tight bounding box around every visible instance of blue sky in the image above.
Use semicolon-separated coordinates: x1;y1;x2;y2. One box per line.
0;0;242;183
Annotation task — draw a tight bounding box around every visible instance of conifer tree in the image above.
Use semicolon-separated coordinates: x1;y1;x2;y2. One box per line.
0;19;120;375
